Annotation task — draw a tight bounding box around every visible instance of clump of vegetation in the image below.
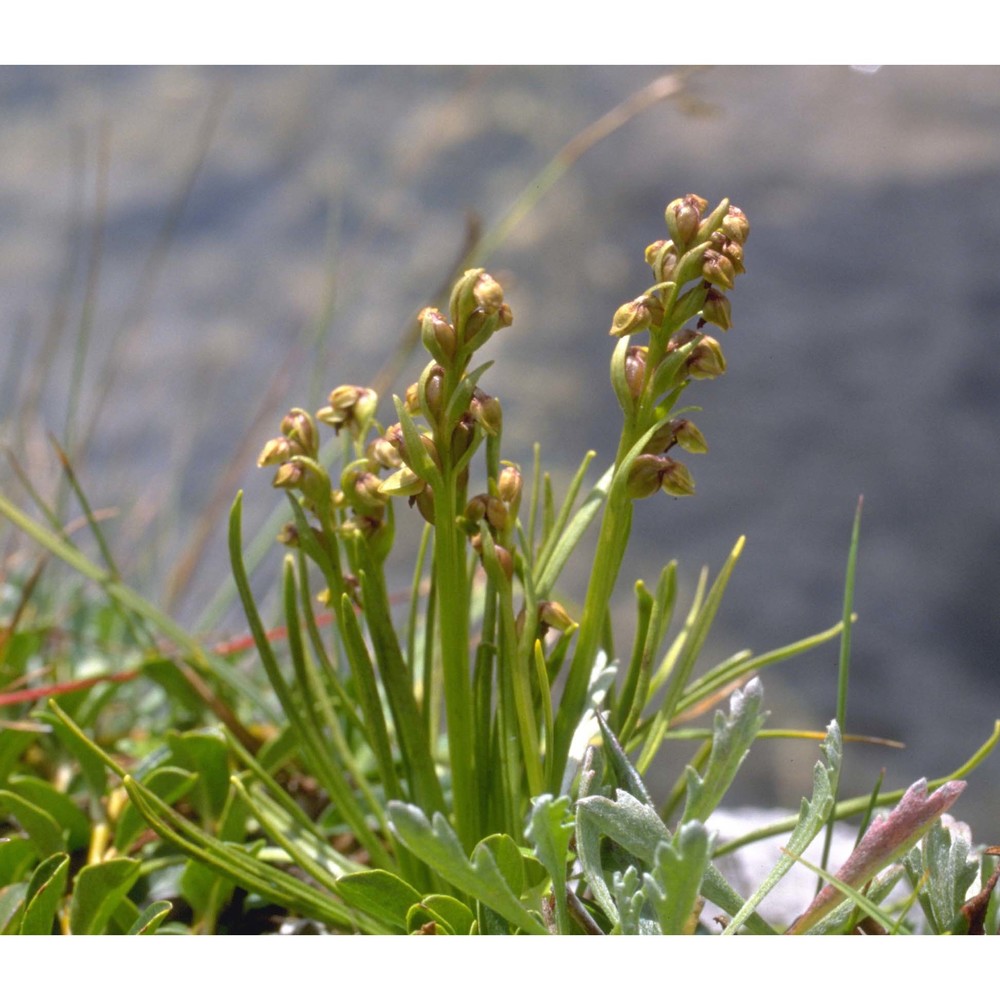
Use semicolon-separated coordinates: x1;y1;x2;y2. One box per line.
1;188;997;936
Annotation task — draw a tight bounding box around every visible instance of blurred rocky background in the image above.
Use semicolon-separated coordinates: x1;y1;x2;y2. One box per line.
2;66;998;835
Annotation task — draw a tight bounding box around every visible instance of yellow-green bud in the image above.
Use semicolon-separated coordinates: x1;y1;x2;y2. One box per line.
342;462;386;515
474;272;505;315
257;435;302;468
644;239;668;267
276;522;300;547
498;464;522;507
496;302;514;329
412;484;436;525
701;250;735;290
404;382;421;415
423;365;445;422
686;335;727;379
317;385;378;438
721;239;745;275
670;418;708;453
271;458;329;505
609;297;652;338
539;600;575;632
701;288;732;331
659;456;695;497
450;416;476;464
367;435;402;470
721;206;749;245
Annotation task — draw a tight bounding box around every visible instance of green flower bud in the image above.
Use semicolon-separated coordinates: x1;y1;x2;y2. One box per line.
665;194;707;251
404;381;421;415
609;297;652;338
317;385;379;438
422;365;445;422
276;522;300;547
624;345;647;400
342;461;386;515
464;493;507;534
659;456;695;497
470;389;503;436
644;239;668;267
271;457;330;505
450;415;476;464
496;302;514;329
686;334;727;379
670;418;708;453
498;463;522;510
257;435;302;468
411;483;436;525
626;454;668;500
644;422;676;454
367;435;402;470
473;272;505;315
539;600;576;632
701;250;736;290
701;288;732;331
279;408;318;458
721;205;749;245
721;239;745;275
419;306;458;363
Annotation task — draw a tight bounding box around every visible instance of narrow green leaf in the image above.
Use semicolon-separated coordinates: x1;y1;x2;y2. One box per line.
69;857;141;935
127;900;173;935
723;722;842;935
20;852;70;935
165;730;231;821
0;790;65;858
114;766;198;854
526;795;574;935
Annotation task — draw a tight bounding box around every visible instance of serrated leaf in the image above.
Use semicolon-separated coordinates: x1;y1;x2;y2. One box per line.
335;870;421;932
526;794;575;935
127;900;173;935
0;790;65;857
20;852;70;935
643;821;713;935
387;802;546;935
575;790;670;924
681;677;767;824
595;712;653;806
903;818;979;934
724;721;842;935
611;867;645;935
69;857;141;935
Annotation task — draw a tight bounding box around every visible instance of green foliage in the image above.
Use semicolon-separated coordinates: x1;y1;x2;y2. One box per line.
1;183;997;937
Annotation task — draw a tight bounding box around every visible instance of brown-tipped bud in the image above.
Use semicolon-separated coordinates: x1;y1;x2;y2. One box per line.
461;308;495;348
686;335;727;379
411;484;436;525
498;464;522;507
701;288;732;331
496;302;514;329
342;463;386;516
385;424;438;471
701;250;736;290
450;415;476;464
670;418;708;454
419;306;458;363
257;435;301;468
609;297;652;338
463;494;487;525
473;272;505;315
721;206;750;245
377;464;425;498
666;194;706;251
470;389;503;436
539;600;575;632
626;454;669;500
423;366;445;422
280;408;318;458
721;239;745;275
624;345;648;400
644;422;676;454
271;458;329;505
659;456;696;497
276;522;300;547
464;493;507;534
317;385;378;438
367;435;402;470
493;545;515;581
